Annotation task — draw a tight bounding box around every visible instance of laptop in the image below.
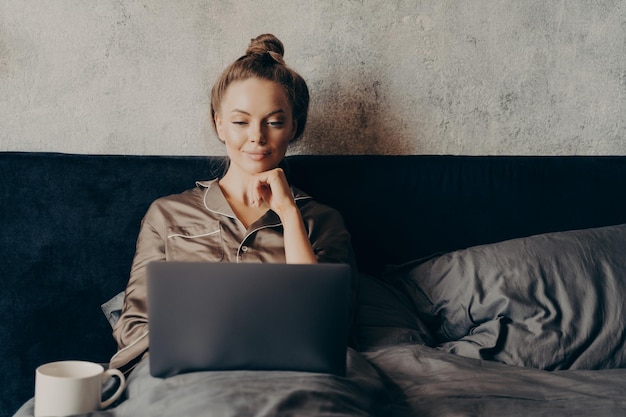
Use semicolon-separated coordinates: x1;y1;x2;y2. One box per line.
146;261;352;378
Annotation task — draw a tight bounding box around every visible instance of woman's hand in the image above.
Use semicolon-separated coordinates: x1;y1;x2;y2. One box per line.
247;167;317;264
247;168;296;216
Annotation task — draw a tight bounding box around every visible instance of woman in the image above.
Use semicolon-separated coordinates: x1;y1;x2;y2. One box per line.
109;34;356;373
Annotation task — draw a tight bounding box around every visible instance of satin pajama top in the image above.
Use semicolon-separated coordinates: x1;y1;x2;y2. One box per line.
110;179;355;372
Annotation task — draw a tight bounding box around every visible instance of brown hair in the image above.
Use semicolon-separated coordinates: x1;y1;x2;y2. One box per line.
210;34;310;142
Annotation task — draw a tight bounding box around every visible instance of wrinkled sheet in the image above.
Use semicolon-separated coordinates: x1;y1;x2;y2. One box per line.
365;343;626;417
14;348;386;417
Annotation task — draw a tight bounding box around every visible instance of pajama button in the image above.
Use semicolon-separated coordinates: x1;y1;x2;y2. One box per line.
241;246;248;252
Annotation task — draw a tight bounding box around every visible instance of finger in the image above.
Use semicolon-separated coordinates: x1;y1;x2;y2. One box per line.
247;177;260;206
248;176;270;207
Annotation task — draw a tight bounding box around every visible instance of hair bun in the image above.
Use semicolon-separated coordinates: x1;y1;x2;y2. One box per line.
245;34;285;64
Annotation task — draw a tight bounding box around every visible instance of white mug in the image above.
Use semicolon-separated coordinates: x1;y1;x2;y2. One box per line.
34;360;126;417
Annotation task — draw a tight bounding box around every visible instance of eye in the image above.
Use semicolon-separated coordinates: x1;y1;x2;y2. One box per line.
267;120;284;127
231;121;247;126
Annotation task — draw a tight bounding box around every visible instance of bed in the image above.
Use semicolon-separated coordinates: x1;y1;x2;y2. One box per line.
3;152;626;416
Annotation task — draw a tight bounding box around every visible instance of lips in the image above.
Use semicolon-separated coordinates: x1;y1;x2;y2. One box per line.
244;150;272;161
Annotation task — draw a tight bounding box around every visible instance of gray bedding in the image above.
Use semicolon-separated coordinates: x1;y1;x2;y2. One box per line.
365;343;626;417
14;225;626;416
16;344;626;417
14;349;386;417
383;224;626;371
356;224;626;416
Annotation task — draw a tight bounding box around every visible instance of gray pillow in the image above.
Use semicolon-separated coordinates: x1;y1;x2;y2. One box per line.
101;291;125;329
384;224;626;370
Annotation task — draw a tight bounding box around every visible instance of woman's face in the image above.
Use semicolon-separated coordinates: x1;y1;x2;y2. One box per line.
215;78;297;176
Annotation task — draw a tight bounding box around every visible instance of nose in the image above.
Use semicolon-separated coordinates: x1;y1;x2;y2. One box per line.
249;123;266;144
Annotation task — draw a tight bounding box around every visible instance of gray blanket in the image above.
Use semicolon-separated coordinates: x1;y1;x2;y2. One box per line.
17;344;626;417
365;343;626;417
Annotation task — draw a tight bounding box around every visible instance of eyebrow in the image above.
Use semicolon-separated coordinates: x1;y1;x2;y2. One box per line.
230;109;286;117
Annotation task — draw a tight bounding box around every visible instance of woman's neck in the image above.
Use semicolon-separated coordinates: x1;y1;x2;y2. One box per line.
219;169;254;205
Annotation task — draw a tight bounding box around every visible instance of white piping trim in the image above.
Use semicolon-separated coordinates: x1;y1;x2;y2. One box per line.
203;184;235;219
167;230;220;239
236;223;282;263
110;330;149;362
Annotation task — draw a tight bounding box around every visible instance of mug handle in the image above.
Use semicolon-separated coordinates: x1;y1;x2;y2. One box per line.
101;368;126;409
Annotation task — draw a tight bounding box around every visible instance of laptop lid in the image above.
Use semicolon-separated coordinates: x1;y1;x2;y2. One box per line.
146;262;352;378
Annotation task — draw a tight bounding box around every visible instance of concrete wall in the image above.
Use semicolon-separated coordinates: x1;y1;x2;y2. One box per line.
1;0;625;156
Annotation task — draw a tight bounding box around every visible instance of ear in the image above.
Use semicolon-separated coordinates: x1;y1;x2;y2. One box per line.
214;112;225;143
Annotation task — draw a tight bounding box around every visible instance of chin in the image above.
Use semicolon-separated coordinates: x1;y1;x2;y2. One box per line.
243;161;279;174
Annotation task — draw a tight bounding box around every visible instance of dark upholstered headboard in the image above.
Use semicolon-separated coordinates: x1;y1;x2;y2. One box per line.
285;155;626;274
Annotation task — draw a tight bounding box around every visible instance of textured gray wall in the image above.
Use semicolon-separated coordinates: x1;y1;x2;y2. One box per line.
1;1;625;156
